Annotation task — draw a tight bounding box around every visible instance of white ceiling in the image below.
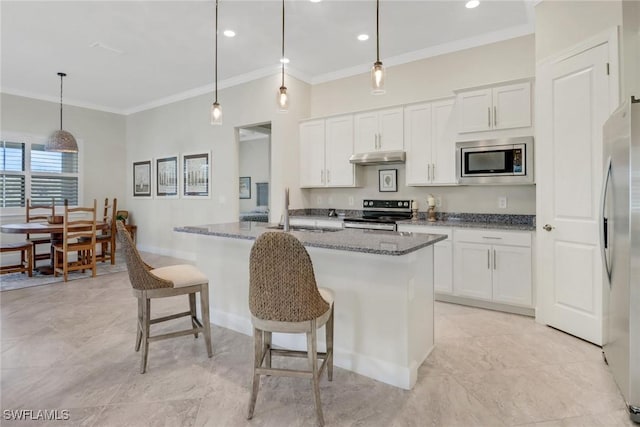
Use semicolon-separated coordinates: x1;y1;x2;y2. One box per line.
0;0;534;115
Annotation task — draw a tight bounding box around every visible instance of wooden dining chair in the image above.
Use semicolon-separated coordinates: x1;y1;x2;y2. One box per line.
53;199;97;282
25;198;55;267
80;197;117;264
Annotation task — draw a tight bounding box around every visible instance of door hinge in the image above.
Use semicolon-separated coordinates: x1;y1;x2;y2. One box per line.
606;63;610;75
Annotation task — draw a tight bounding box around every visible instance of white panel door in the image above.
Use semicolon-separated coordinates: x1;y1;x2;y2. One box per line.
431;99;455;184
325;115;355;187
454;242;493;300
492;245;532;306
492;82;531;130
354;112;378;153
299;120;326;188
404;103;432;185
537;42;613;345
378;108;404;151
456;88;492;133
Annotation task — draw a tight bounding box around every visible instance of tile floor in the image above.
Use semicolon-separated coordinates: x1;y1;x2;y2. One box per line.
0;253;635;427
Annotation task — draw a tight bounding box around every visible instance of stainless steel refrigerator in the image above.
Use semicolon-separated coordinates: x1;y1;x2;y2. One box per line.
602;97;640;423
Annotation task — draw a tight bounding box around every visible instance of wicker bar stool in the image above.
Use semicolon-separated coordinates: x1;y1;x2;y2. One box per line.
247;232;334;426
116;221;212;373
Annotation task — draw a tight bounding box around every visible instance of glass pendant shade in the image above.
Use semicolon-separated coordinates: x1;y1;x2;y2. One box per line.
371;61;385;95
277;86;289;112
46;130;78;152
210;102;222;125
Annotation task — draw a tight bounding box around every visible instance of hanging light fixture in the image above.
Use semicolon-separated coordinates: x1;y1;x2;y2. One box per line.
371;0;385;95
277;0;289;112
210;0;222;125
45;72;78;152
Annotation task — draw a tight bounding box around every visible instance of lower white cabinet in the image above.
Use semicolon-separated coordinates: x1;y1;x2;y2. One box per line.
453;229;532;307
397;225;453;294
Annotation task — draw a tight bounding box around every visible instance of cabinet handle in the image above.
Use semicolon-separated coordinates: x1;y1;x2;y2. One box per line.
327;169;331;183
378;133;382;149
427;164;431;182
487;249;490;269
482;236;502;240
493;249;497;270
432;164;436;181
494;106;497;127
488;107;491;127
321;169;324;184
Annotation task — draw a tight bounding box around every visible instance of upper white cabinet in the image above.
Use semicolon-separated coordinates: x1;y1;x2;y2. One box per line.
354;107;404;153
456;81;531;133
405;99;455;186
299;116;357;188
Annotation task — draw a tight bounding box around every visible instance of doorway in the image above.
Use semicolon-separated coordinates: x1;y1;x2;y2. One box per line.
237;123;271;222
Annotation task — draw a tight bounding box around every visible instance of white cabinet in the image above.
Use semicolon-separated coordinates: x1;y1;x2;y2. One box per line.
396;225;453;294
453;229;532;307
354;107;403;153
456;81;531;133
299;116;357;188
405;99;455;186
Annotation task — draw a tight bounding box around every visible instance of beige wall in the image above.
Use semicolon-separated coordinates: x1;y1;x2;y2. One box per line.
535;0;623;62
0;93;127;214
306;35;537;215
125;74;310;257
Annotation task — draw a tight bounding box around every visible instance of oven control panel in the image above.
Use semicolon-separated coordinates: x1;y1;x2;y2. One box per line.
363;200;411;210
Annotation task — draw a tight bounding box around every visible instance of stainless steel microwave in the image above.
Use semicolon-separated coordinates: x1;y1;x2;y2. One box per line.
455;137;534;185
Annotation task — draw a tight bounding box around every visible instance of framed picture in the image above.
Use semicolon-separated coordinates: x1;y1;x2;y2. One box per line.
156;155;178;197
182;152;211;198
379;169;398;192
133;160;152;197
239;176;251;199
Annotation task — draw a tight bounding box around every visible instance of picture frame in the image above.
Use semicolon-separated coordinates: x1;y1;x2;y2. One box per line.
133;160;152;197
378;169;398;192
239;176;251;199
182;152;211;198
155;155;178;197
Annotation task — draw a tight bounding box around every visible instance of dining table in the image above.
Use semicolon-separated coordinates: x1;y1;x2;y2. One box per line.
1;221;106;275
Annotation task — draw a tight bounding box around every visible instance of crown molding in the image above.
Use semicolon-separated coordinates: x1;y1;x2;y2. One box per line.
0;87;126;115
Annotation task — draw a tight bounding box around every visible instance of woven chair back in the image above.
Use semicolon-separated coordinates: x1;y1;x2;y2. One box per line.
116;221;172;290
249;232;329;322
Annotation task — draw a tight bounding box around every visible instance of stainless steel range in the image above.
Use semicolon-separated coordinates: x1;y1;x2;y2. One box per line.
343;200;412;231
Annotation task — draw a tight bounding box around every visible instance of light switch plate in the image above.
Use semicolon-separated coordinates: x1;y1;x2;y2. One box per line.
435;197;442;208
348;196;354;206
316;196;323;205
498;196;507;209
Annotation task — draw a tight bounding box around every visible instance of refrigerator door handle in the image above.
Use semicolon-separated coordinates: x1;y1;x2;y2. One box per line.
599;156;613;284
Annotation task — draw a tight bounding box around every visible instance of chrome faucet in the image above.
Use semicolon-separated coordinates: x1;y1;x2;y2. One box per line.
283;187;290;232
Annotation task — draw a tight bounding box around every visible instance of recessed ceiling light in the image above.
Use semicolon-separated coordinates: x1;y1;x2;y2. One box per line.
465;0;480;9
357;34;369;41
223;30;236;37
310;0;322;3
280;57;290;64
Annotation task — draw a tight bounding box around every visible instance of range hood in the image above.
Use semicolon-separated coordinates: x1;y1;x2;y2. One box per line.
349;150;406;165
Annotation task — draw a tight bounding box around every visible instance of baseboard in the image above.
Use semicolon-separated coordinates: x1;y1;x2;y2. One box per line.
435;293;535;317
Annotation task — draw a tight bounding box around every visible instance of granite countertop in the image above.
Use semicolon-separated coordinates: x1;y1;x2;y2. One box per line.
174;222;447;256
396;219;536;231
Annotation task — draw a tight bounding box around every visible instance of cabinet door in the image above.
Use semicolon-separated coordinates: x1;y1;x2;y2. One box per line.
434;239;453;294
325;115;355;187
354;112;378;153
492;245;532;306
454;242;493;300
457;88;492;133
299;120;326;187
492;82;531;130
404;103;432;185
431;99;455;185
378;107;404;151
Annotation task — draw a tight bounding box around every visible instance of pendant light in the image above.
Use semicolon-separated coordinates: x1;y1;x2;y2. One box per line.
277;0;289;112
45;72;78;152
210;0;222;125
371;0;385;95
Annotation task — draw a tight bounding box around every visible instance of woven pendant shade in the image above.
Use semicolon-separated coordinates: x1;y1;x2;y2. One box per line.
45;72;78;152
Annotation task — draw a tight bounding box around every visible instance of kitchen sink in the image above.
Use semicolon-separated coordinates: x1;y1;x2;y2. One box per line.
267;225;343;233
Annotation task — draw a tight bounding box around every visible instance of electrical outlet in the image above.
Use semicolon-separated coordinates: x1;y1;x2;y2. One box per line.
316;196;323;206
498;196;507;209
435;197;442;208
348;196;354;206
328;196;333;204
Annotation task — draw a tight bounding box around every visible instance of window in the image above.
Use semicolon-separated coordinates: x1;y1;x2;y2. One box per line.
1;135;80;211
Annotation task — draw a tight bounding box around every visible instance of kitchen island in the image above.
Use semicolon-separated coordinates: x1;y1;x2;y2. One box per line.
174;222;446;389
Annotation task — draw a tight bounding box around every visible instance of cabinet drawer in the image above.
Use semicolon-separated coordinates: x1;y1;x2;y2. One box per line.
453;228;531;247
